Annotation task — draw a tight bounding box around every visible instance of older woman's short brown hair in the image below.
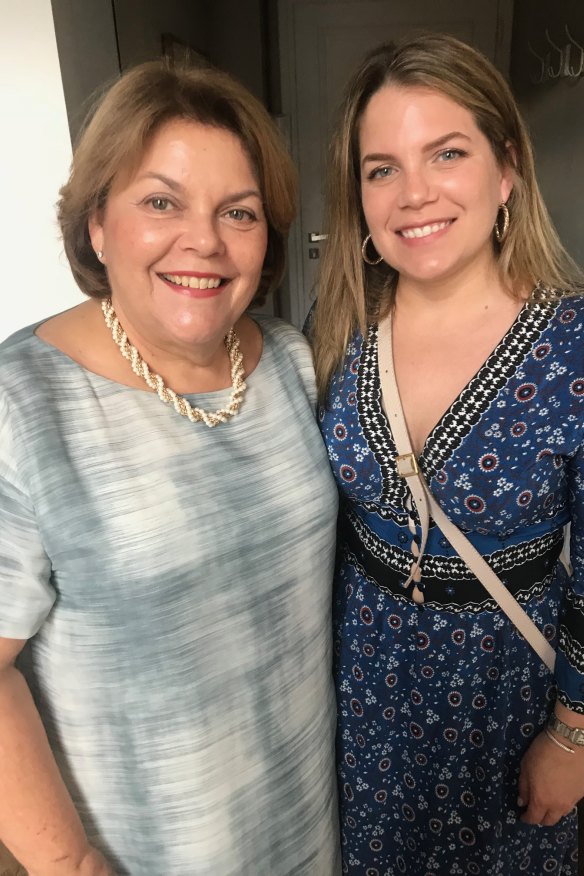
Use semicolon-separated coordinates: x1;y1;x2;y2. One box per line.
58;61;297;303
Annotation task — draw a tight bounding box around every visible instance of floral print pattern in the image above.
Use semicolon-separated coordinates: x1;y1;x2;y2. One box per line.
321;293;584;874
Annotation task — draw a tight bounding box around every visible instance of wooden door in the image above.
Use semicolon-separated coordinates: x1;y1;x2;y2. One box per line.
278;0;514;325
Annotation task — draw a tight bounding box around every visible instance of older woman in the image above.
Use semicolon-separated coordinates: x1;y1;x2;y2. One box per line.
0;63;339;875
310;33;584;876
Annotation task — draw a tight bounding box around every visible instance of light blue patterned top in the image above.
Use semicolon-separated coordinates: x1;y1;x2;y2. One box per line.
0;316;340;875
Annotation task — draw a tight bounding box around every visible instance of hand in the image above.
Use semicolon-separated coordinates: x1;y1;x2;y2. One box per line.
27;846;115;876
518;729;584;825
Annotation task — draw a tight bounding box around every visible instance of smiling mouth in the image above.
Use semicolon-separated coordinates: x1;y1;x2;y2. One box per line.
160;273;228;290
397;220;453;239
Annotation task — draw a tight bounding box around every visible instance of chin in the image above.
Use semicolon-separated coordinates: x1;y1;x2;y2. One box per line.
402;258;461;284
174;319;230;348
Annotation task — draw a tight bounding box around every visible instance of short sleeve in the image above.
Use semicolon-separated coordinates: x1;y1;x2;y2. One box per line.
0;392;54;638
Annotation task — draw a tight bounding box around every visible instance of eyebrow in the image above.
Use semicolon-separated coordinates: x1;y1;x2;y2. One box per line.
138;173;262;205
138;172;184;191
361;131;472;167
218;189;263;208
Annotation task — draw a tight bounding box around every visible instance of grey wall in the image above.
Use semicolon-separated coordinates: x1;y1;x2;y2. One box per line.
52;0;273;144
208;0;267;102
113;0;268;103
511;0;584;267
114;0;211;71
51;0;120;142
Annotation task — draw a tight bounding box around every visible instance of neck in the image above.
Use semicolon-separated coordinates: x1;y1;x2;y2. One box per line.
102;297;235;394
395;252;516;317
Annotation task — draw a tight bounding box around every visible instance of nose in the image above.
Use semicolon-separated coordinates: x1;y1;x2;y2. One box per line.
397;165;437;210
178;213;225;258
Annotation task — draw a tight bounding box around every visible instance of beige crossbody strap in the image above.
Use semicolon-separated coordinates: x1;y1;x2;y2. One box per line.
377;314;556;672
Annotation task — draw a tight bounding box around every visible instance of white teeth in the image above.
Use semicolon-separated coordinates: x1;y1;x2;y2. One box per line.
162;274;222;289
400;221;450;239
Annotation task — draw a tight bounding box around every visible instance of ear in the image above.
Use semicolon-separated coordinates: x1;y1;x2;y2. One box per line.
499;140;516;204
88;211;105;261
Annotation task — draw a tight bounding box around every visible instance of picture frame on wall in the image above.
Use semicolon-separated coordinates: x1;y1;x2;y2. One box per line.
161;33;210;68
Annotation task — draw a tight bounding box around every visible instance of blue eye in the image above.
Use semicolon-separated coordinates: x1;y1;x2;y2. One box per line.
368;166;394;180
438;148;466;162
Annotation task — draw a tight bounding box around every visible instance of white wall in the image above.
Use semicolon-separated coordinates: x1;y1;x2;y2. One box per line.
1;0;82;342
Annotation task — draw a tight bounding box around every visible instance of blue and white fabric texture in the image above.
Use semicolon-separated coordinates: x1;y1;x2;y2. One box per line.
0;316;340;876
320;293;584;875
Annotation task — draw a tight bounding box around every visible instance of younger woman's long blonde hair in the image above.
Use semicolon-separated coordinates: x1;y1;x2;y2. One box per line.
311;33;583;400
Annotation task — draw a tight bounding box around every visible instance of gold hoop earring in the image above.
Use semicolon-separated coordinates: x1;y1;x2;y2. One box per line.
494;203;510;243
361;234;383;265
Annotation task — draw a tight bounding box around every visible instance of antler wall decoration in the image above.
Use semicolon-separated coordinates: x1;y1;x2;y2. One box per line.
528;25;584;84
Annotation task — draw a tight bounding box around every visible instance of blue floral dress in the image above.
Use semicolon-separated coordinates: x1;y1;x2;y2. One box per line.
320;292;584;875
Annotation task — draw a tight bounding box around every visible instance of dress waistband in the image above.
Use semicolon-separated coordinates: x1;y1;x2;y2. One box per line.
339;510;565;613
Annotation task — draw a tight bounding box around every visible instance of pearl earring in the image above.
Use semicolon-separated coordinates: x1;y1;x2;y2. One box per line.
96;250;103;261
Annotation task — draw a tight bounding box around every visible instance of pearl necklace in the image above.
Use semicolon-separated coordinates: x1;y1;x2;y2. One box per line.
101;298;246;427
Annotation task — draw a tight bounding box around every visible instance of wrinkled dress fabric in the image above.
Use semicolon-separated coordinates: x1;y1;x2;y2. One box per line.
320;295;583;875
0;316;340;876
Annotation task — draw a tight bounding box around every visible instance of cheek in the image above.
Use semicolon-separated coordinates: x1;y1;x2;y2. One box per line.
451;163;502;202
361;188;390;231
237;231;268;280
104;215;169;260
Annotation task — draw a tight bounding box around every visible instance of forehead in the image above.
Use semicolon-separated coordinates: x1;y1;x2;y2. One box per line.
112;118;257;192
359;85;481;148
140;119;253;172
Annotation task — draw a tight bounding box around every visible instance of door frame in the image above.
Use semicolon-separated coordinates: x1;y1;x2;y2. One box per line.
278;0;514;327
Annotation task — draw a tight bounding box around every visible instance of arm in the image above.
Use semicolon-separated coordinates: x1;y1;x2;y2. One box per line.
0;392;114;875
0;637;114;876
518;711;584;826
519;442;584;825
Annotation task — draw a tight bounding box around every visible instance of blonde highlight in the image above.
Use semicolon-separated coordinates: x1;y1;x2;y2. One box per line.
311;33;583;401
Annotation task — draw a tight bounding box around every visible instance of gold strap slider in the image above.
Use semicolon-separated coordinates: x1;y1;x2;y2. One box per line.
395;453;419;478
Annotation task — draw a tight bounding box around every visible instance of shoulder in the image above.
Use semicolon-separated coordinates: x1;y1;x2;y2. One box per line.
0;313;90;430
553;291;584;318
527;293;584;390
547;292;584;345
254;315;317;402
0;325;57;456
0;303;93;374
255;315;313;363
0;323;45;384
0;326;44;479
0;321;39;353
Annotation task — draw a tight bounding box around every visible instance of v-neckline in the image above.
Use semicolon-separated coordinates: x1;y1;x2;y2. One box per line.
356;296;560;501
395;300;530;463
